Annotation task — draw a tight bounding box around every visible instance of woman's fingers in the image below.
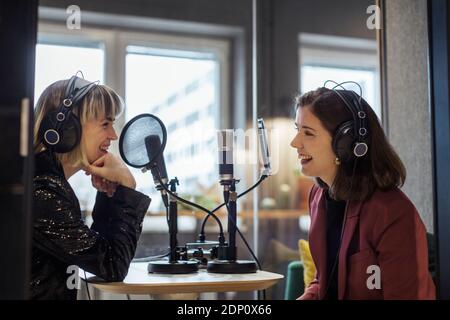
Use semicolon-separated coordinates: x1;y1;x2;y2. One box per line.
88;159;118;183
91;175;104;191
91;174;117;197
92;154;107;167
107;185;116;197
87;164;107;179
90;154;118;195
105;183;116;197
106;181;118;197
92;175;106;191
88;153;135;189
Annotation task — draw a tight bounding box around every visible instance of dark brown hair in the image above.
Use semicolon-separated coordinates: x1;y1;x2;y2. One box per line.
295;87;406;201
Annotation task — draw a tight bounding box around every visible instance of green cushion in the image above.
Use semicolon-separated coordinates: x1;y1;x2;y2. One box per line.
284;261;305;300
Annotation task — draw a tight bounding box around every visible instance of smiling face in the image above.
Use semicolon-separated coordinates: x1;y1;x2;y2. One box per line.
81;114;118;164
290;105;338;187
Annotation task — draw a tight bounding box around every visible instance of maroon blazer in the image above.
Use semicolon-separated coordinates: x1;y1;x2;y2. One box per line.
299;185;436;300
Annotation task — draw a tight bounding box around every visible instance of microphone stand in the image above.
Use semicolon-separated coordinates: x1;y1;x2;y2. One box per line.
207;179;258;274
168;178;179;263
148;177;199;274
227;181;237;261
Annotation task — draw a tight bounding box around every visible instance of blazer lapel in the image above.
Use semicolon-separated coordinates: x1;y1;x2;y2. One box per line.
308;188;328;298
338;200;363;299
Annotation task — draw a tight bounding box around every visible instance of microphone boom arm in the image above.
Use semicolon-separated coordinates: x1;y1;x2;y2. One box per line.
199;174;268;238
152;166;226;241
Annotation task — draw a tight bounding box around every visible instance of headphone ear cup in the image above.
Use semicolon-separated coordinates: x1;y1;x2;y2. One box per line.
57;113;81;153
332;121;356;163
38;111;81;153
38;111;60;148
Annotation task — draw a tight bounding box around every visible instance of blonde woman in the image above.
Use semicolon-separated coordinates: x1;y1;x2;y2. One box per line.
31;77;151;299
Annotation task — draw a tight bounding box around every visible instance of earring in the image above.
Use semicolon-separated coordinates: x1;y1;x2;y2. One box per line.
335;157;341;165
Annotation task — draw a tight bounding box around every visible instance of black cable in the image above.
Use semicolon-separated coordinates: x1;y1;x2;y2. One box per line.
200;175;267;237
225;204;262;270
165;204;169;224
83;269;91;300
132;251;171;262
234;175;267;199
225;203;266;300
82;190;169;300
199;175;268;300
132;205;172;262
154;167;267;300
153;167;225;236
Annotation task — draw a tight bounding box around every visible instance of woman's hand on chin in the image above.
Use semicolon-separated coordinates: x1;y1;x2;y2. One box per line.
85;152;137;190
86;170;118;197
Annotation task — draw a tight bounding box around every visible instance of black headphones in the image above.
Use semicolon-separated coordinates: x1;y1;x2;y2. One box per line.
321;80;370;298
38;75;98;153
324;80;370;164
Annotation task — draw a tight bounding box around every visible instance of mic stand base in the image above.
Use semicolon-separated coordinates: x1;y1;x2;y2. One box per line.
148;260;199;274
206;260;257;274
186;240;220;247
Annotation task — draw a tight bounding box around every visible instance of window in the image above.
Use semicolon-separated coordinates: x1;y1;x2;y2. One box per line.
299;33;381;120
34;43;104;105
122;34;229;210
34;23;230;223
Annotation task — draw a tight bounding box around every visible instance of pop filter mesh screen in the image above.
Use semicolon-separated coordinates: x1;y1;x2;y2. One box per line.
119;114;166;168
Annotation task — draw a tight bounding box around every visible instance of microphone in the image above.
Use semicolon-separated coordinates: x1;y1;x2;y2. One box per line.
217;130;234;186
145;135;169;208
208;129;258;274
257;118;271;177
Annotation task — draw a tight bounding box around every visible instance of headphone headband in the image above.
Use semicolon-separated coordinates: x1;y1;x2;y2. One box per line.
64;76;98;106
323;80;369;160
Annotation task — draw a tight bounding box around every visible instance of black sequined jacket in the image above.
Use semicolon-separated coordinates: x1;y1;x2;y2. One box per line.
30;150;151;300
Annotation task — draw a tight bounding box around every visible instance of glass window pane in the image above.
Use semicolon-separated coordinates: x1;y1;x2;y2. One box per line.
300;65;380;120
125;46;220;211
34;43;104;103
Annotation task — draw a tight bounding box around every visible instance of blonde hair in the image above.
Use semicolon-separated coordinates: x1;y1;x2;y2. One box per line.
34;79;124;168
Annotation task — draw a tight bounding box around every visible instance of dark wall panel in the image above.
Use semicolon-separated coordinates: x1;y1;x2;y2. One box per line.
0;1;37;299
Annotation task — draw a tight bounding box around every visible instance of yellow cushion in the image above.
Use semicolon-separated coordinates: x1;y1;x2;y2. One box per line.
298;239;316;288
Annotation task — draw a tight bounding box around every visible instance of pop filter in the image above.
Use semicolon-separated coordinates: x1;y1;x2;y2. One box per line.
119;113;198;274
119;114;167;169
